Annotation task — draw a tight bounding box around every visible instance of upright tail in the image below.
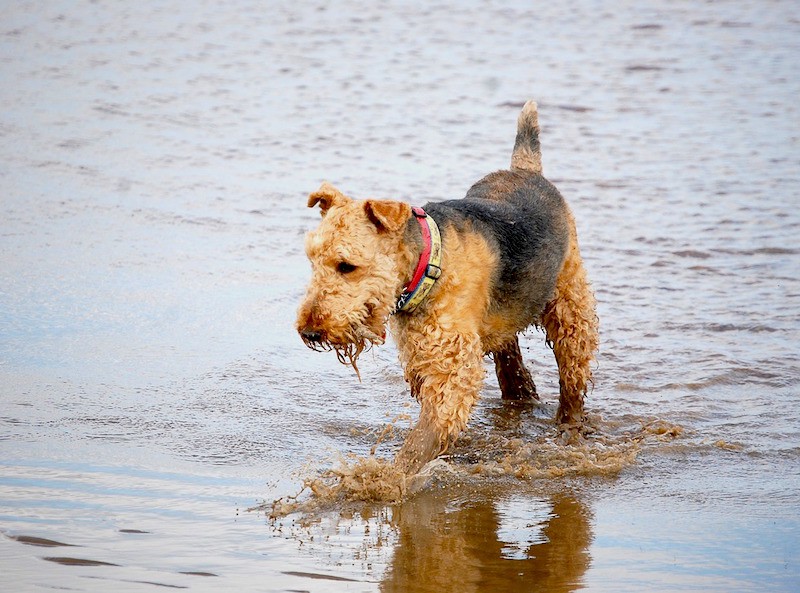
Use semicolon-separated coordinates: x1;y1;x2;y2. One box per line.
510;100;542;174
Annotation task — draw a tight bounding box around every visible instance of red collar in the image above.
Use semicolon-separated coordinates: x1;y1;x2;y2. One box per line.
395;207;442;313
406;207;432;289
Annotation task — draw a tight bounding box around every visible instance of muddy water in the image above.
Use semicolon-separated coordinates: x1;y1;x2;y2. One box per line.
1;1;799;591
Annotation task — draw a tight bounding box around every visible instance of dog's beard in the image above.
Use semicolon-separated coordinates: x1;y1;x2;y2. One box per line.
333;340;367;381
302;325;385;381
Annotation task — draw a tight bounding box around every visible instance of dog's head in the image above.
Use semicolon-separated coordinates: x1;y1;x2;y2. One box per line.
296;183;413;374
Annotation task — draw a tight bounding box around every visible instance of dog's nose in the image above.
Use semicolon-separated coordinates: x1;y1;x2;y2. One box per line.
301;328;323;343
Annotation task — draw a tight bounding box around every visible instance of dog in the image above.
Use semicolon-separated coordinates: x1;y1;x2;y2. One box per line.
297;101;598;475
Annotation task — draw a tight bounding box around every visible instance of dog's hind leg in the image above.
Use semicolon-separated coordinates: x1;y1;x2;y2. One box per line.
541;212;599;426
492;337;539;402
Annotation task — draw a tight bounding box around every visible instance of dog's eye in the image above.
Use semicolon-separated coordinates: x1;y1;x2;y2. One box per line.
336;262;357;274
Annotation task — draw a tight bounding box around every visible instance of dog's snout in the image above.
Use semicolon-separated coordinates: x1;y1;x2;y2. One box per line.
301;328;323;343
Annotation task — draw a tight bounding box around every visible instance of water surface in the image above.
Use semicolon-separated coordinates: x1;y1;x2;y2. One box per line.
2;1;799;591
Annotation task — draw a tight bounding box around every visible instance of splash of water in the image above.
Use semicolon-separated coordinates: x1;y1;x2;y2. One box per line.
260;414;683;519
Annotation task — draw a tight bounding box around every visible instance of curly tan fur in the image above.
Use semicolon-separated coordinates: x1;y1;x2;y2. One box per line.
542;209;599;425
297;188;415;373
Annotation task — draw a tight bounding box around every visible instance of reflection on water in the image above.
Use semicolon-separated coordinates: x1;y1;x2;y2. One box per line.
268;485;592;593
381;489;591;593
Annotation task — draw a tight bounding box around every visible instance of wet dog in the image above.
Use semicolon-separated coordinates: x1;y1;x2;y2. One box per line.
297;101;598;474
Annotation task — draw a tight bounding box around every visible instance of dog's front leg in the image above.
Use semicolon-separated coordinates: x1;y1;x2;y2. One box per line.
395;332;485;475
394;415;445;475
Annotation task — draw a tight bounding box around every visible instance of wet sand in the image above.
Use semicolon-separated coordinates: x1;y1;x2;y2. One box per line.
2;1;799;591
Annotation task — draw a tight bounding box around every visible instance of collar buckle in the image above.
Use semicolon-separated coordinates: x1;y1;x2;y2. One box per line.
425;263;442;280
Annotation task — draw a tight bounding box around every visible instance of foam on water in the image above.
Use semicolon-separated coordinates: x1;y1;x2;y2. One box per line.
263;411;683;519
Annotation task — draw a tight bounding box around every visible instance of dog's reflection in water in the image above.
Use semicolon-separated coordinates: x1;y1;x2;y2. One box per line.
381;489;592;593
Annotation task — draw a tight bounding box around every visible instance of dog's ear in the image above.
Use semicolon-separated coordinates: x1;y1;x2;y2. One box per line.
364;200;412;233
308;182;350;216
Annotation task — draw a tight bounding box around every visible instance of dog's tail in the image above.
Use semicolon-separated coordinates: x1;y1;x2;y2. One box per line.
510;100;542;174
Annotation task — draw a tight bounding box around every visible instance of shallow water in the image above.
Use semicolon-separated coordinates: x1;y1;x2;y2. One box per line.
2;1;799;591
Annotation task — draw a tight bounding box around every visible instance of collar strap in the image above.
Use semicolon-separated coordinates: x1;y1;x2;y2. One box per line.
395;206;442;313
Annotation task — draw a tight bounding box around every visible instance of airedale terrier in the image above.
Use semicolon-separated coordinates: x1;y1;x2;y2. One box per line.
297;101;598;475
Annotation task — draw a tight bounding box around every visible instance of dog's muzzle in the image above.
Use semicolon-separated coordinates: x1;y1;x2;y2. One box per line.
300;328;322;343
299;326;327;349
